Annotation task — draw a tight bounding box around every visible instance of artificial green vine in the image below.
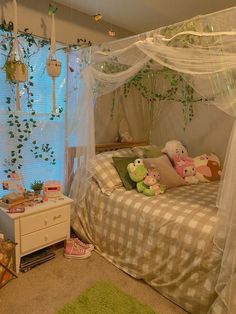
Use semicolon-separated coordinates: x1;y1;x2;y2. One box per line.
50;106;63;120
0;23;62;177
98;57;205;125
123;60;208;126
5;96;38;176
30;141;56;165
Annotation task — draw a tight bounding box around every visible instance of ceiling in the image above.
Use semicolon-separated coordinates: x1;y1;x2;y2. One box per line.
54;0;236;34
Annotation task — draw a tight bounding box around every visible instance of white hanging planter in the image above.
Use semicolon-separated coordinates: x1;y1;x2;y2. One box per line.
47;58;61;77
47;9;61;113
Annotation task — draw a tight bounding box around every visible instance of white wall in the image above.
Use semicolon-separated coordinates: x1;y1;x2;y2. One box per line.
0;0;133;44
151;101;234;163
95;90;234;162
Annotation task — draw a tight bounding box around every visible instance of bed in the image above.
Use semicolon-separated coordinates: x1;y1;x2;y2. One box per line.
69;144;222;314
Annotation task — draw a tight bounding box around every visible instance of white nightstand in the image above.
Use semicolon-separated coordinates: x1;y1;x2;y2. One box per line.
0;195;73;273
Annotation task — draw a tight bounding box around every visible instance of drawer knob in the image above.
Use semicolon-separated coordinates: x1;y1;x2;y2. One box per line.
44;235;48;241
53;214;61;220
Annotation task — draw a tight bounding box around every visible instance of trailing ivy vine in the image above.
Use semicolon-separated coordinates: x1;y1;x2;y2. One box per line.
30;141;56;165
0;22;62;177
122;60;209;126
50;106;63;120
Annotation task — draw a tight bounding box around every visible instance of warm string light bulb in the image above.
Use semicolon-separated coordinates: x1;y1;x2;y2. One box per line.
92;13;102;22
91;11;117;37
108;29;116;37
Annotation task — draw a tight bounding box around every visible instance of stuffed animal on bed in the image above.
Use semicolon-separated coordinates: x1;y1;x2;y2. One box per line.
127;159;165;196
162;140;188;164
193;153;222;182
143;168;166;196
127;159;148;193
174;156;199;185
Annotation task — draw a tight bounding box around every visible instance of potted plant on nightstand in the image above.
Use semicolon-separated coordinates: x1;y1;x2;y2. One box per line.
30;180;44;196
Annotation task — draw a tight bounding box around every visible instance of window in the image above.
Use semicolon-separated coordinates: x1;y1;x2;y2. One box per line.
0;30;66;196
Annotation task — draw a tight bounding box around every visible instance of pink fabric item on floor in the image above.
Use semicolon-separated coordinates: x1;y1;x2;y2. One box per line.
72;238;94;252
64;240;91;259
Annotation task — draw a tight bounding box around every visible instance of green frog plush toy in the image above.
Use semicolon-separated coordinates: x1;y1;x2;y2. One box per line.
127;159;148;193
127;159;166;196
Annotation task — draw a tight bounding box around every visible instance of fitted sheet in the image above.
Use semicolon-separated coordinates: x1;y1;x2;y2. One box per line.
71;181;221;313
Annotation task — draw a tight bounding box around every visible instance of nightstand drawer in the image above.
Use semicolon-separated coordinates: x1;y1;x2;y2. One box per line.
21;221;68;255
20;205;70;235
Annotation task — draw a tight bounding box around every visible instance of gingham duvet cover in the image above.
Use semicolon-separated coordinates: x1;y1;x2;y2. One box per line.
71;180;221;314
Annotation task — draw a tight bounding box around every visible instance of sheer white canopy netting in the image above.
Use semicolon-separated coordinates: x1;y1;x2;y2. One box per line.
68;6;236;314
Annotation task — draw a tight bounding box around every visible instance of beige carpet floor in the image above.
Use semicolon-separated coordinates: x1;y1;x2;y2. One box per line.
0;249;188;314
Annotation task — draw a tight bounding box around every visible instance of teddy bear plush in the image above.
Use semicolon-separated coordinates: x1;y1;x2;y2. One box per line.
143;168;166;196
162;140;188;164
174;156;199;184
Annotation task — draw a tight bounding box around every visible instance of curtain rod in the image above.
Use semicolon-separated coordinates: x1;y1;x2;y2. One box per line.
0;26;70;48
18;28;68;46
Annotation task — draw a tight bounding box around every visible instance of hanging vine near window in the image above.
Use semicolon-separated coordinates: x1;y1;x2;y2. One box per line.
0;22;62;177
30;141;56;165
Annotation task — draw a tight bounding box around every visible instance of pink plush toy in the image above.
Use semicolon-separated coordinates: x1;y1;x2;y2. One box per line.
162;140;188;164
174;156;199;185
144;168;161;185
143;168;166;196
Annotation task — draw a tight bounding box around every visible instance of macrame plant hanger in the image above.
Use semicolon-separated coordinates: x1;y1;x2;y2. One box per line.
47;6;61;113
8;0;28;111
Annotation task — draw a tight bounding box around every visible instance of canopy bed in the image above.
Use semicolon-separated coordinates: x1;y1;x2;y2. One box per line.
66;6;236;314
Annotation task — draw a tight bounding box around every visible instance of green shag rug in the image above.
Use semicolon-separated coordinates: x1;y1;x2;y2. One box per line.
57;281;158;314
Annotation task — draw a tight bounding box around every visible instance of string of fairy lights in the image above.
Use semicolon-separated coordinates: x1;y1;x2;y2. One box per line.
90;0;116;37
91;13;116;37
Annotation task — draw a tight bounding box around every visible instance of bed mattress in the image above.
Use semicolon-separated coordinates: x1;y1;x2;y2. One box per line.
71;181;221;313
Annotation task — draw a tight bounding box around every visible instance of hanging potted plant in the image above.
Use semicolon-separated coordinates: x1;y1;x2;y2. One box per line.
4;46;28;83
3;0;28;111
4;0;28;83
47;4;61;113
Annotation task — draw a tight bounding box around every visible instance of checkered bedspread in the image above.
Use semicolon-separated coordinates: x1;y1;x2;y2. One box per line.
71;181;221;314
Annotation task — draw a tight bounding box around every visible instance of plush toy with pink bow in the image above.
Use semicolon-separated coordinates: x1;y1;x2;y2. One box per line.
162;139;222;184
143;168;166;196
162;140;199;184
174;155;199;184
162;140;188;164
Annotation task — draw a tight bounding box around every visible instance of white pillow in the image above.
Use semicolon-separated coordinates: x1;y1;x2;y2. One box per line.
94;148;134;195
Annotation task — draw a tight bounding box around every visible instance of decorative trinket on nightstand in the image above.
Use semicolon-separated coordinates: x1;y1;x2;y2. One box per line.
43;180;62;198
2;192;25;204
0;192;25;210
